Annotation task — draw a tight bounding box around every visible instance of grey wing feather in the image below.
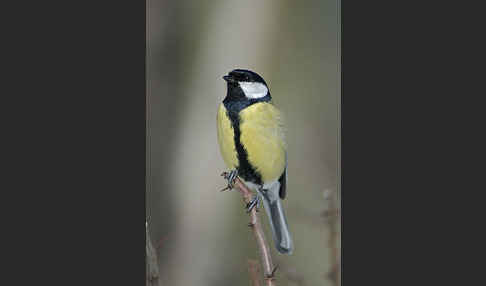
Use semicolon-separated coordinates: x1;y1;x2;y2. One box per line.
261;171;293;254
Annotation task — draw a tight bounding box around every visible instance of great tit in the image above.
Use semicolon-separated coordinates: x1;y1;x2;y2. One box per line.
217;69;293;254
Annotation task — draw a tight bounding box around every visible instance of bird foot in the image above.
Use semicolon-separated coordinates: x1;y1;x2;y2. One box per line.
246;194;261;213
220;169;238;192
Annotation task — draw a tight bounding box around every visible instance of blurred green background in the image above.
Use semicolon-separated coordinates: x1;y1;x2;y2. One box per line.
146;0;340;285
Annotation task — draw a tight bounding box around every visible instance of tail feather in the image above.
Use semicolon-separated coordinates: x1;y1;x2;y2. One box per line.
260;183;293;254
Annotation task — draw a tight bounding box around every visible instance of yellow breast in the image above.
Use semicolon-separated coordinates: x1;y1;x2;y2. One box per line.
239;102;286;183
216;104;238;169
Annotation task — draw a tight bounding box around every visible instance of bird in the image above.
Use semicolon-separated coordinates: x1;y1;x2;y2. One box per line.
217;68;293;254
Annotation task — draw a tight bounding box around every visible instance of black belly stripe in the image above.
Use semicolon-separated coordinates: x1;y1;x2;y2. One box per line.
223;97;273;185
226;109;262;185
223;91;271;185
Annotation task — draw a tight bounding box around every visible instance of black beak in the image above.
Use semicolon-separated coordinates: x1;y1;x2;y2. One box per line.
223;75;234;83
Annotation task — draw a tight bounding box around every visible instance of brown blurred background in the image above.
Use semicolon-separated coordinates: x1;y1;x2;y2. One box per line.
146;0;340;285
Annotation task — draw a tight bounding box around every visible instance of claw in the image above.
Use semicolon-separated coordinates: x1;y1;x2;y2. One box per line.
219;186;231;192
226;170;238;188
246;195;260;213
220;169;238;192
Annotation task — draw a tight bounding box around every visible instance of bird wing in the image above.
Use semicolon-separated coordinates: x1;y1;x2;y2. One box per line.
278;153;287;199
239;102;287;184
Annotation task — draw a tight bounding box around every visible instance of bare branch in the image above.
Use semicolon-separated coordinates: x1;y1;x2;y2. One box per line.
248;259;262;286
222;173;277;286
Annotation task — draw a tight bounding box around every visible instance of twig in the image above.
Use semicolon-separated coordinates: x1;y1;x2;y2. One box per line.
248;259;262;286
146;221;160;286
222;173;277;286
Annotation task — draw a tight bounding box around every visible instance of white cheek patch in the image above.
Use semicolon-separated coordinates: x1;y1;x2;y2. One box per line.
239;82;268;99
